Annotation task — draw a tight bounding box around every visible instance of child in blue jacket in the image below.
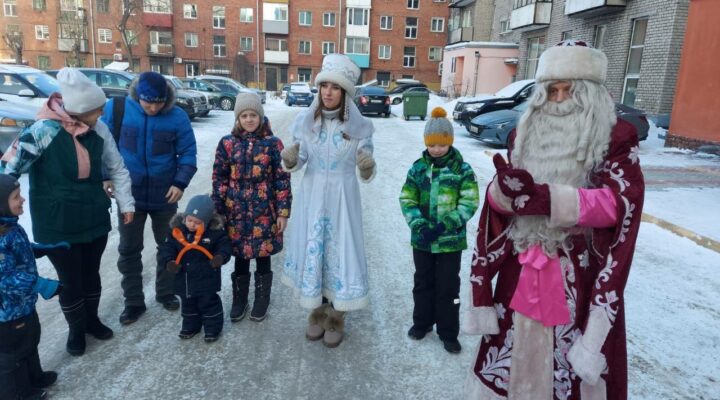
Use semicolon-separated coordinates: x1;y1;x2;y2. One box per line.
0;174;63;400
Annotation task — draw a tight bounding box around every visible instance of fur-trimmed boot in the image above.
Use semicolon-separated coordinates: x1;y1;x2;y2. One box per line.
306;303;330;341
322;307;345;348
249;271;273;321
230;272;250;322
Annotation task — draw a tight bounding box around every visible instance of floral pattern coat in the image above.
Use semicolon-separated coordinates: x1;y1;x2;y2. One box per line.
212;119;291;259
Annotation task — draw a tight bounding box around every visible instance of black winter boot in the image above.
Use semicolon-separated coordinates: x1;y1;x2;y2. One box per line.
249;271;273;322
84;294;113;340
230;272;250;322
62;302;87;356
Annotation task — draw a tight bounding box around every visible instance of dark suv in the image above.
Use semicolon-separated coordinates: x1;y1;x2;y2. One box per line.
453;79;535;130
47;68;134;98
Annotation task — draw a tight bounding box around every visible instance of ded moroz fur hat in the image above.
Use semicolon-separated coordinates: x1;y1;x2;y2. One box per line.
535;39;608;84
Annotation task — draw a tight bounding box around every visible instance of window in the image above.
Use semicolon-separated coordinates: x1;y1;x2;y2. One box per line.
376;71;390;87
451;57;456;73
264;4;288;21
322;41;336;55
298;40;311;54
186;63;199;77
403;46;416;68
346;37;369;54
98;28;112;43
35;25;50;40
431;18;445;33
407;0;419;9
380;16;393;30
513;0;552;8
240;37;253;51
240;8;253;23
500;20;510;33
561;30;573;41
33;0;46;11
429;46;442;61
405;17;418;39
525;36;545;79
462;9;472;27
593;25;607;50
266;38;287;52
100;59;113;68
622;19;648;106
299;11;312;26
184;4;197;19
323;12;336;27
144;0;171;13
96;0;108;13
402;74;414;79
4;0;17;16
150;31;172;46
185;32;198;47
124;30;138;46
37;55;50;70
378;45;391;60
213;6;225;29
347;8;369;26
60;0;79;12
298;68;312;82
213;35;226;57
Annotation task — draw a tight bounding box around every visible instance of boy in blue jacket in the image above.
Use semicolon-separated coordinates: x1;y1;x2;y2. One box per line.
0;175;63;400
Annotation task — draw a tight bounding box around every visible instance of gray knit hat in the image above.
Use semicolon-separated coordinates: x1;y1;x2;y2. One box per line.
424;107;454;146
234;93;264;122
0;174;20;217
184;194;215;226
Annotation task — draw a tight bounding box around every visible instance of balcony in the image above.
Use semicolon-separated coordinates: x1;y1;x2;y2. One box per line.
346;54;369;68
448;27;474;44
58;38;89;53
510;1;552;31
565;0;627;18
347;0;372;7
143;13;173;28
148;44;174;57
263;20;288;35
264;50;289;64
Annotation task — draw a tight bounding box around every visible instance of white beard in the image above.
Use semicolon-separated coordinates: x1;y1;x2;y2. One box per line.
508;81;616;254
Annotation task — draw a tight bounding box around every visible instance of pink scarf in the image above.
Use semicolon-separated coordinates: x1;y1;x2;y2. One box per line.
35;93;91;179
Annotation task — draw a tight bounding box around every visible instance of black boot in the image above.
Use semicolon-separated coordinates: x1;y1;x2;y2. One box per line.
62;302;86;356
31;371;58;389
84;294;113;340
249;271;273;322
230;272;250;322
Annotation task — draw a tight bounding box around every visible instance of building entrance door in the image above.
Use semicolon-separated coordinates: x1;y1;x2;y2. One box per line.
266;67;278;91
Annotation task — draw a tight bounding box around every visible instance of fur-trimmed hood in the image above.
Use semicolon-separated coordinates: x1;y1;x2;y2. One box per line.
169;213;225;231
129;76;177;114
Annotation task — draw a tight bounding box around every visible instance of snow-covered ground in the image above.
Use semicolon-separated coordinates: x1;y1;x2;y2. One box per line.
24;97;720;399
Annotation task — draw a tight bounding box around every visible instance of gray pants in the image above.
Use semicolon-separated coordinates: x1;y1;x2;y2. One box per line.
117;207;176;307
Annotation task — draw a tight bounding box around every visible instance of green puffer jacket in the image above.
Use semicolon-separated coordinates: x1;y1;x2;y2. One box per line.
399;147;479;253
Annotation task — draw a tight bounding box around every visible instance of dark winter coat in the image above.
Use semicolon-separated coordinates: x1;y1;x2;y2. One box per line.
211;119;291;259
0;218;40;322
101;79;197;211
158;214;232;297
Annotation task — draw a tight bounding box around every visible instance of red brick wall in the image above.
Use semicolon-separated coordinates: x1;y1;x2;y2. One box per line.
288;0;343;83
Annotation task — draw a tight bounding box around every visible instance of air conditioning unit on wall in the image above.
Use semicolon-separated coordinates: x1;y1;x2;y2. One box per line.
113;53;123;61
174;57;183;64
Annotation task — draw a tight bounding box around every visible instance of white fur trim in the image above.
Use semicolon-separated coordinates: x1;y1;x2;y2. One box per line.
464;367;507;400
462;306;500;335
580;378;607;400
536;45;608;84
488;178;513;213
584;307;612;353
548;184;579;228
567;333;607;385
281;274;369;311
508;313;554;400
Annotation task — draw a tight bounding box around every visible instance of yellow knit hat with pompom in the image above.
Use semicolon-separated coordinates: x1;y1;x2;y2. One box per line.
424;107;454;146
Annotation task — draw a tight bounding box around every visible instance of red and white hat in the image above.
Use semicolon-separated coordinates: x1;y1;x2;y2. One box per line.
535;40;607;84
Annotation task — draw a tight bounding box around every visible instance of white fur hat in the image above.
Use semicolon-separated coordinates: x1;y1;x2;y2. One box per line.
56;68;107;115
535;40;607;84
314;54;361;97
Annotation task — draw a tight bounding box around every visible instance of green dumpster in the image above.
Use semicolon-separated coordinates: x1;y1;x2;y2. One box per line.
402;91;430;121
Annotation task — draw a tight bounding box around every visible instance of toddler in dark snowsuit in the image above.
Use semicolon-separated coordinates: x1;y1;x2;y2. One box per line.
159;195;231;342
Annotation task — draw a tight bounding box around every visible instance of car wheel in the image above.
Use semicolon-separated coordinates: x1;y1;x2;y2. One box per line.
421;116;425;121
384;112;390;118
219;98;234;111
392;98;402;105
200;111;209;117
405;116;409;121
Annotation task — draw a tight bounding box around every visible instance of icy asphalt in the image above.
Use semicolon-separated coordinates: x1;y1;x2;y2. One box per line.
24;98;719;400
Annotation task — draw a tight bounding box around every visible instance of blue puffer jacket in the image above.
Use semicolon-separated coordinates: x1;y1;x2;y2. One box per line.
102;80;197;210
0;217;41;322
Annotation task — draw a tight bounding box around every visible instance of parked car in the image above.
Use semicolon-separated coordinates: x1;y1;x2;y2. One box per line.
354;86;390;117
453;79;535;130
285;82;314;107
182;78;235;110
0;98;35;154
467;101;649;147
389;86;431;105
281;84;291;99
0;64;60;110
194;75;266;104
47;68;134;98
388;82;429;105
165;75;211;117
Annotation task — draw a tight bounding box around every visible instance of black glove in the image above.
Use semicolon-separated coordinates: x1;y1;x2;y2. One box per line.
416;222;446;245
166;261;180;273
210;255;224;269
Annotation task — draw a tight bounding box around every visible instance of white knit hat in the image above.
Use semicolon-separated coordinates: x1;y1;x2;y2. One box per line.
56;68;107;115
234;92;264;121
314;54;361;97
535;40;607;84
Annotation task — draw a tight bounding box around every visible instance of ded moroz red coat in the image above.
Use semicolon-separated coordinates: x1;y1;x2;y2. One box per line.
464;119;644;400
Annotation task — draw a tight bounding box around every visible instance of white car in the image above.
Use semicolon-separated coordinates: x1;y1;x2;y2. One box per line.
0;64;60;111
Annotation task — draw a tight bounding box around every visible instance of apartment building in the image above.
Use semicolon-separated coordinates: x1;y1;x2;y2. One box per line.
1;0;449;91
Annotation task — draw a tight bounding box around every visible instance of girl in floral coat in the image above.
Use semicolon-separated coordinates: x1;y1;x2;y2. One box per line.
212;93;291;323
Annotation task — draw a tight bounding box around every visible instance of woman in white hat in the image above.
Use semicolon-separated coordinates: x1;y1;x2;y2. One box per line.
280;54;376;348
0;68;135;356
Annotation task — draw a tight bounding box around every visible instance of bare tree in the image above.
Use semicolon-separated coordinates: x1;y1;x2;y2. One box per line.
117;0;143;71
1;30;23;65
58;8;88;67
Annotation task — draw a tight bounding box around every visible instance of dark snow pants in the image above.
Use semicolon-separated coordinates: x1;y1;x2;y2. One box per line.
180;294;223;335
0;311;44;400
411;249;462;341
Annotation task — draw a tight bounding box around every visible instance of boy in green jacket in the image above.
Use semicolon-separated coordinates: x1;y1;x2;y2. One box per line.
399;107;479;354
